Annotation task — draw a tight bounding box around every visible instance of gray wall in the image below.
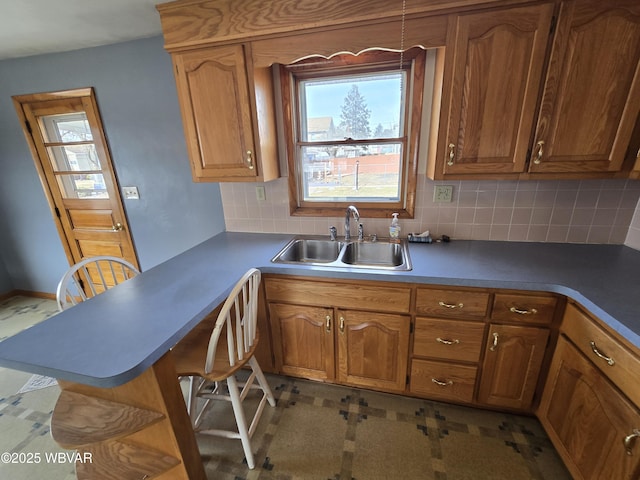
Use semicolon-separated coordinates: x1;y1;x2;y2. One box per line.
0;36;226;295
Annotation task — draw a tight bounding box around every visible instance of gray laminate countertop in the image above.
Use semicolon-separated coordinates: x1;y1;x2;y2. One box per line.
0;232;638;387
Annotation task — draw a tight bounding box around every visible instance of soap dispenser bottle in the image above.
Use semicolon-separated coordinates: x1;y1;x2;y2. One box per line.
389;213;401;240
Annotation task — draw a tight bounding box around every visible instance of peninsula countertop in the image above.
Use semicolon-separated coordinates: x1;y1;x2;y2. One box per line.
0;232;639;388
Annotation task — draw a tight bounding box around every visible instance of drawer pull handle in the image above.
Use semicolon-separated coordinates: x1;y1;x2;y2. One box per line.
325;315;331;333
431;378;454;387
489;332;499;352
436;337;460;345
509;306;538;315
624;429;640;456
438;301;463;309
590;341;615;366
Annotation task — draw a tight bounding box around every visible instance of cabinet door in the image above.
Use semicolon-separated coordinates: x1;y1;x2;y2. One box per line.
269;303;334;381
336;310;410;392
529;0;640;174
538;337;640;480
478;324;549;410
173;44;258;180
440;4;553;176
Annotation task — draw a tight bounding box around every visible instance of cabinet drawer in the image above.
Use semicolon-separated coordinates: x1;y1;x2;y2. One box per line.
415;288;489;319
491;293;557;325
413;318;485;363
265;277;411;313
410;359;477;403
563;304;640;407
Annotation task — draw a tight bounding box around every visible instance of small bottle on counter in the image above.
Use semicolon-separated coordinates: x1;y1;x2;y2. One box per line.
389;213;401;240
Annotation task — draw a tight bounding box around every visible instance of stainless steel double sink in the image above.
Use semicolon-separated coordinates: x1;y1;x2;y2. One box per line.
271;236;412;271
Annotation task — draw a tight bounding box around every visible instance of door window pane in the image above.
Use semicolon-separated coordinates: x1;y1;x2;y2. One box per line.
56;173;109;199
42;113;93;143
47;144;101;172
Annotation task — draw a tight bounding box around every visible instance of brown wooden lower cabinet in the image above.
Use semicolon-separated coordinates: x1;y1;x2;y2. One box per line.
538;336;640;480
336;309;410;392
477;324;549;410
269;302;335;381
269;301;410;392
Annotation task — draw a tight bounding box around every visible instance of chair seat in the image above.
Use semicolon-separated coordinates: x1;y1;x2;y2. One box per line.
172;323;259;382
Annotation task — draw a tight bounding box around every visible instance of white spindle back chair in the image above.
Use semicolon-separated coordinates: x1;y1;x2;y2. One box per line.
56;256;140;311
172;268;275;469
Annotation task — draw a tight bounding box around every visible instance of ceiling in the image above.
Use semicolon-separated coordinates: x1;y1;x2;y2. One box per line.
0;0;164;61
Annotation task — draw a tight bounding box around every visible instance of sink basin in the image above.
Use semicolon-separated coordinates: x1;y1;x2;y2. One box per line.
271;236;412;271
341;241;405;267
271;238;343;264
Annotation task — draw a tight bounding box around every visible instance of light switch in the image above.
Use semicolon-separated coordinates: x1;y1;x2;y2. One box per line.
434;185;453;203
256;186;266;202
122;186;139;200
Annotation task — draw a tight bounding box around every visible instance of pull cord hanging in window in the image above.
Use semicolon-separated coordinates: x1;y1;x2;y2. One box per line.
399;0;406;98
399;0;406;69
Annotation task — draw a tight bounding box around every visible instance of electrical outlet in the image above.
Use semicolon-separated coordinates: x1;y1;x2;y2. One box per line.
434;185;453;203
122;186;139;200
255;186;266;202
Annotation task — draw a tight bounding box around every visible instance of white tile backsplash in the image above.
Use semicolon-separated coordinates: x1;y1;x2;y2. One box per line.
221;176;640;247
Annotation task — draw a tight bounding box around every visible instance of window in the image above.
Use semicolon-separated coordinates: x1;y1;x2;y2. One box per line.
281;48;426;218
41;112;108;199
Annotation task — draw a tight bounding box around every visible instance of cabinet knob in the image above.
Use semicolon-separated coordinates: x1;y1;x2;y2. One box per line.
533;140;544;164
246;150;254;170
112;222;124;232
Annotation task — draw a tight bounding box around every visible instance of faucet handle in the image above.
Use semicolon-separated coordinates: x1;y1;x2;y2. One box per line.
358;223;364;241
329;226;337;241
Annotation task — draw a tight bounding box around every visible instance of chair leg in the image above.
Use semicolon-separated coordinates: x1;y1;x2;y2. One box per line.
249;357;276;407
187;376;198;425
226;375;256;469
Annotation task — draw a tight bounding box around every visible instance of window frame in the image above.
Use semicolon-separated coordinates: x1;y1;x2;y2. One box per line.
280;48;426;219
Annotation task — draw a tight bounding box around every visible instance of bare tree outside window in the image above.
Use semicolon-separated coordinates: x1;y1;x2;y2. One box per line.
339;84;371;139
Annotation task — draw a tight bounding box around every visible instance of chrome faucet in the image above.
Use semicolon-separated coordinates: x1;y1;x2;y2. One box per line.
344;205;360;241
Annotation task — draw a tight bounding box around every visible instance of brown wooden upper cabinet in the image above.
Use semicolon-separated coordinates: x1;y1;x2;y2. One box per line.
436;4;555;177
172;44;279;182
158;0;640;182
433;0;640;179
